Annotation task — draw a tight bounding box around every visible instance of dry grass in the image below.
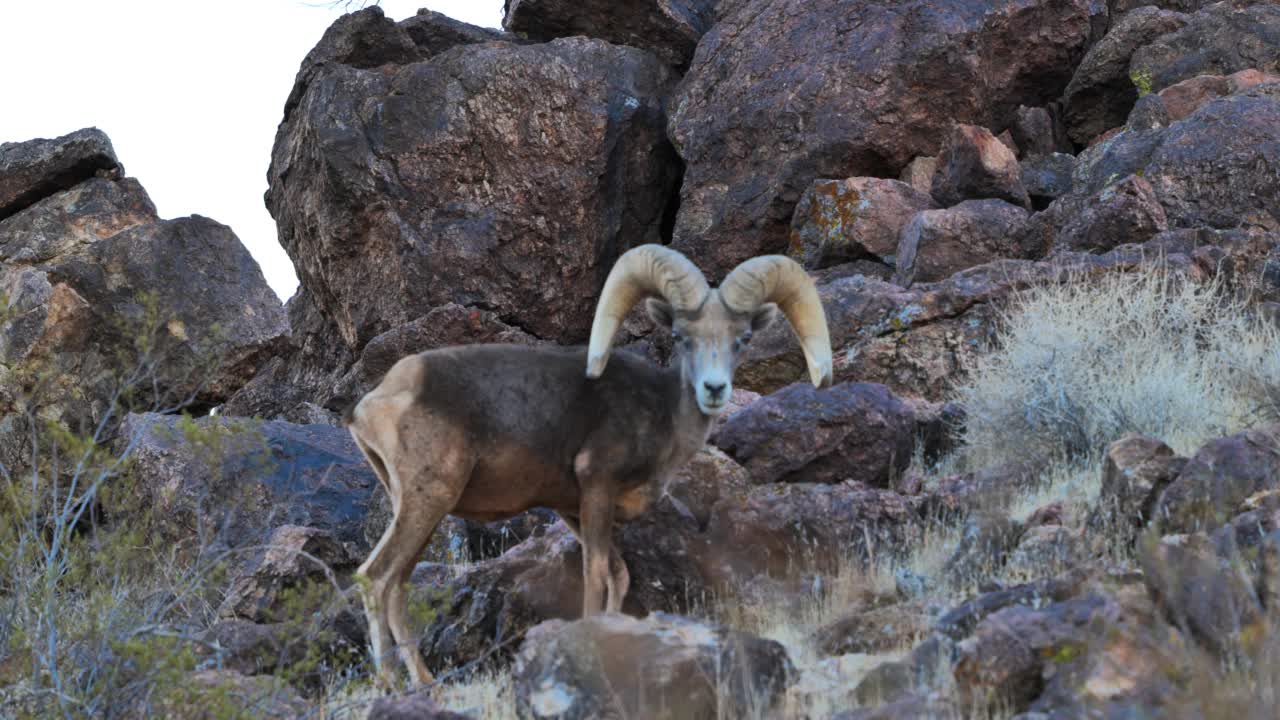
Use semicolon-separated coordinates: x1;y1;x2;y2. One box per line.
956;267;1280;468
1004;457;1101;525
435;668;515;719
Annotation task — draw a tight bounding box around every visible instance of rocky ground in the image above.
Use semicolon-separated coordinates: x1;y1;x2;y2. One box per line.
3;0;1280;718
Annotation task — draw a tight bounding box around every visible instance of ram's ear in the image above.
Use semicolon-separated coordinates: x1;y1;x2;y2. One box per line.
751;302;779;333
645;298;675;329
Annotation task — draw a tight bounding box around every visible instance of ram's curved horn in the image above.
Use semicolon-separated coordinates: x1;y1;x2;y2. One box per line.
719;256;833;388
586;244;710;378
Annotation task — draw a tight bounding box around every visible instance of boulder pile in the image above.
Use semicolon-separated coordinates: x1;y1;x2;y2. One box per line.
5;0;1280;716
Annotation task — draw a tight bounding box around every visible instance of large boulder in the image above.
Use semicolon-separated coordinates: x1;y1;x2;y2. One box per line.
1058;80;1280;236
1069;81;1280;230
1061;6;1190;145
1139;84;1280;230
1129;2;1280;94
512;614;792;720
0;175;158;266
788;177;937;271
711;381;916;486
53;215;289;400
894;199;1033;286
502;0;716;68
668;0;1099;277
270;7;678;357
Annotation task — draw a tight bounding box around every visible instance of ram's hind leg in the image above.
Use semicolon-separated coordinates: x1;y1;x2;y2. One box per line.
353;400;471;688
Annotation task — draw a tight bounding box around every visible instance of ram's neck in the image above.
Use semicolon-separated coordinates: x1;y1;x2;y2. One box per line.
669;367;715;466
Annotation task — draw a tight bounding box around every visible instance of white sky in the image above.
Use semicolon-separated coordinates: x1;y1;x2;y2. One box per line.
0;1;504;302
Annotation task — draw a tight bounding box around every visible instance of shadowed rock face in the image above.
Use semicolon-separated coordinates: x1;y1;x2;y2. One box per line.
1062;6;1190;145
930;124;1031;210
668;0;1099;278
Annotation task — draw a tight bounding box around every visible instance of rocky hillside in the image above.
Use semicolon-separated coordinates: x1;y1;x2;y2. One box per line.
2;0;1280;718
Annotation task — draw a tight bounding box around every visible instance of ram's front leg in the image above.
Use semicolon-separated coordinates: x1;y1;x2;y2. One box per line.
559;513;629;613
605;547;629;613
572;463;616;616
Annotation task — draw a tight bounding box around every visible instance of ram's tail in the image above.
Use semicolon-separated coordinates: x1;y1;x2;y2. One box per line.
332;394;360;427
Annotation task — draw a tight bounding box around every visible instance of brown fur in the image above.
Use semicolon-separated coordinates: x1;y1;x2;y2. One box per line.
346;344;713;686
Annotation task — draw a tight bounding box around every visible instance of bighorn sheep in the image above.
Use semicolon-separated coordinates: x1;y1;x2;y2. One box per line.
344;245;832;686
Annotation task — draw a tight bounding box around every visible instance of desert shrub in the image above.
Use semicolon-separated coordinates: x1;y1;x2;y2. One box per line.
955;267;1280;468
0;297;363;718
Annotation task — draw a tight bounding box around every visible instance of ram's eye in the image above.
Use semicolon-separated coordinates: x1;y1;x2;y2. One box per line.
734;333;752;351
671;331;686;346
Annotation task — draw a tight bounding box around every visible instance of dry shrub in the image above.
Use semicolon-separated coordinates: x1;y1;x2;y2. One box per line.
956;267;1280;468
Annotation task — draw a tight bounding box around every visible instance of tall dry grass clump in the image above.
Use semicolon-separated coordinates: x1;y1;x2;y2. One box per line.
956;267;1280;468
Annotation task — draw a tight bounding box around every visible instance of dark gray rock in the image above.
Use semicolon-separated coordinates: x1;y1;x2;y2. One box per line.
1021;174;1169;257
711;381;917;487
1010;105;1063;158
1154;423;1280;533
53;215;289;402
503;0;716;68
1130;2;1280;94
0;127;121;220
112;413;381;553
1020;153;1077;209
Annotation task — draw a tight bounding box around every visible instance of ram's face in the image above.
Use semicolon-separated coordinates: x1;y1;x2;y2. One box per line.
647;292;778;416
